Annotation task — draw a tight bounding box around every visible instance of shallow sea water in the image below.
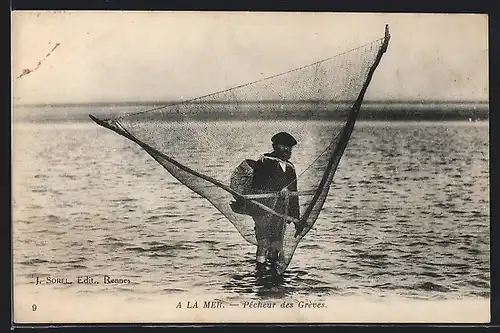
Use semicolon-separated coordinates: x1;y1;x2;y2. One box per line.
12;115;489;302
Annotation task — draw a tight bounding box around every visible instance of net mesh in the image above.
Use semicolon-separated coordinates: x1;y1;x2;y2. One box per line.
91;27;390;274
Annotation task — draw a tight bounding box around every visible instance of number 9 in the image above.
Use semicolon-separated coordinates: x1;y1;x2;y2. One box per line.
32;304;37;311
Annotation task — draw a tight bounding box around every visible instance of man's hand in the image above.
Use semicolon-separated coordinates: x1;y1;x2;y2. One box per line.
294;221;305;238
278;187;290;200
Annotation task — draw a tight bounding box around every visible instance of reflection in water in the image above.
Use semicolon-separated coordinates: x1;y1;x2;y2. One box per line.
225;269;297;299
223;256;336;299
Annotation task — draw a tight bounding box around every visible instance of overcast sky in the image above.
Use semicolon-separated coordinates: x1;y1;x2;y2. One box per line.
12;11;488;105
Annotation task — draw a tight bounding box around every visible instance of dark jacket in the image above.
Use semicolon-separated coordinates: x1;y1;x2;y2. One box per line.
250;152;300;220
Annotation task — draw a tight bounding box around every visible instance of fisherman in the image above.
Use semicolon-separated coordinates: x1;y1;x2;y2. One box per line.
250;132;301;272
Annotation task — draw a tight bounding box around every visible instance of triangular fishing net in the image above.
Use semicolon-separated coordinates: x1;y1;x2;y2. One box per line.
91;25;390;275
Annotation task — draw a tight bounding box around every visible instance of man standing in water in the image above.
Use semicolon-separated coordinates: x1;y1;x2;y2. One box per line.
250;132;302;272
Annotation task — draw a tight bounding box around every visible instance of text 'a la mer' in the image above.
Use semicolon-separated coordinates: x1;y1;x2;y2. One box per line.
175;300;224;309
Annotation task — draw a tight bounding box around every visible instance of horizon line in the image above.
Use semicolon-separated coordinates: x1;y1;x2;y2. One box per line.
13;99;490;108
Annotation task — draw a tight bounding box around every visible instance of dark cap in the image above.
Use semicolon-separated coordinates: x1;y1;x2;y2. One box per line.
271;132;297;147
